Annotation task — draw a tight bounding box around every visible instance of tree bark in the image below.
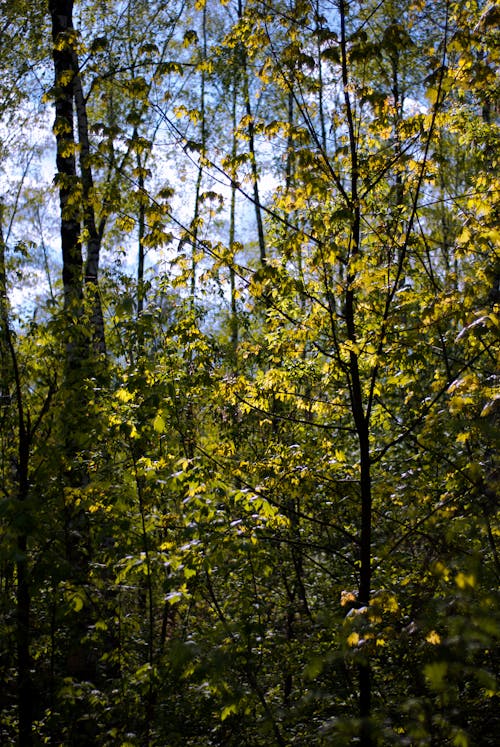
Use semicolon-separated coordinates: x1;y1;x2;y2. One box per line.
48;0;83;320
1;213;33;746
229;77;239;351
238;0;266;265
73;72;106;354
8;294;33;747
0;208;10;405
48;7;99;731
339;1;373;741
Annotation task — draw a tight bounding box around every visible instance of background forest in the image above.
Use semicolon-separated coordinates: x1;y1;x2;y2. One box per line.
0;0;499;745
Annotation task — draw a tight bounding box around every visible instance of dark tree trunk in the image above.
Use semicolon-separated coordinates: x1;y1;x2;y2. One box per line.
10;312;33;747
49;0;106;358
1;202;34;747
339;1;373;741
0;209;10;404
48;7;99;733
48;0;83;318
16;535;32;747
73;73;106;355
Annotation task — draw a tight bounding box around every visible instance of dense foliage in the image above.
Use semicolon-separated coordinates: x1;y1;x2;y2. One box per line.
0;0;498;745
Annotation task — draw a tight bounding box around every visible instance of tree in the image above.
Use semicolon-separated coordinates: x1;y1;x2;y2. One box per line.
0;0;498;744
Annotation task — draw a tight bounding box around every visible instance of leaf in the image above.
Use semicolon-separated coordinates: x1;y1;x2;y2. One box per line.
153;413;166;433
304;656;324;679
452;730;469;747
424;662;448;690
455;572;475;590
221;703;237;721
347;632;360;647
116;215;136;232
68;591;85;612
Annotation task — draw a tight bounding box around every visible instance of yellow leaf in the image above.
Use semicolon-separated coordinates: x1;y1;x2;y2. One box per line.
347;632;360;647
153;413;166;433
221;703;237;721
340;590;356;607
455;572;475;590
116;215;136;233
116;388;134;403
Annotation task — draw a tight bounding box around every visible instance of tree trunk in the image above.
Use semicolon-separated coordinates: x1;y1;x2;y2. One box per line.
48;0;83;323
1;213;34;747
229;77;239;351
0;208;10;405
339;1;373;741
48;7;99;737
238;0;266;265
73;72;106;355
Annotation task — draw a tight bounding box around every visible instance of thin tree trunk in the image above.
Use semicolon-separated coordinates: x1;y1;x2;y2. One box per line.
189;3;208;305
134;128;147;353
73;72;106;355
7;298;32;746
238;0;266;265
0;208;9;405
1;214;33;747
15;427;32;747
243;73;266;265
339;1;373;742
131;451;155;745
315;0;327;152
229;78;239;351
136;149;146;318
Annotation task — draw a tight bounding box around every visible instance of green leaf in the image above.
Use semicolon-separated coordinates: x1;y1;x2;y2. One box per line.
424;662;448;691
153;413;166;433
221;703;238;721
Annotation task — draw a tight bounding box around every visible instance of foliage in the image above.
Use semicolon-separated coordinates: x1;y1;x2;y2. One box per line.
0;0;498;745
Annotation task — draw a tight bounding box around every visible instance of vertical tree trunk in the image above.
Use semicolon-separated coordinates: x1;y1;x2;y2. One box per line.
49;0;105;358
242;72;266;266
48;8;100;739
188;3;208;305
339;1;373;742
0;208;9;405
229;77;239;351
73;73;106;355
135;140;148;355
1;214;33;747
315;0;327;152
48;0;83;324
136;139;146;318
238;0;266;265
14;400;32;747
